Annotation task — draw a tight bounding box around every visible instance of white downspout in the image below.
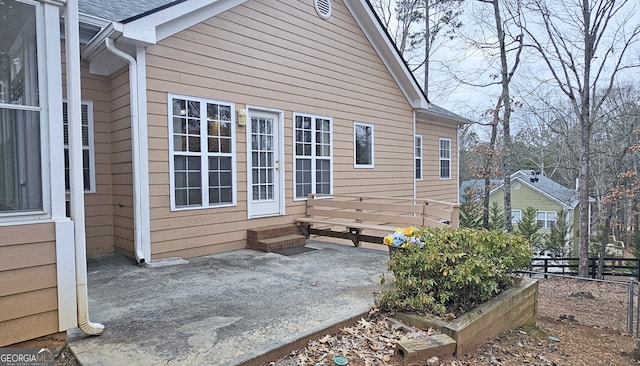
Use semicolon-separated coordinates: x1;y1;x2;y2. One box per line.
65;0;104;335
104;38;146;264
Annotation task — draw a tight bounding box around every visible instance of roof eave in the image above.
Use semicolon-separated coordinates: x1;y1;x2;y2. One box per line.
345;0;429;110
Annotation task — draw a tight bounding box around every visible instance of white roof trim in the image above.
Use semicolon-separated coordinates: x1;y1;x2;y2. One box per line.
344;0;428;110
121;0;247;44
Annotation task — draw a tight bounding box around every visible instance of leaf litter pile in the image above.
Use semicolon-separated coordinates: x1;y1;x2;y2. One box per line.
269;308;436;366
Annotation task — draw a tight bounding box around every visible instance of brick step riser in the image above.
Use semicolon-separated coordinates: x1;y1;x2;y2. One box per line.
247;225;302;241
248;236;306;253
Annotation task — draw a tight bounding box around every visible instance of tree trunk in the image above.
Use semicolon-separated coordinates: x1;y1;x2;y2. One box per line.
491;0;513;232
578;0;593;277
598;205;612;279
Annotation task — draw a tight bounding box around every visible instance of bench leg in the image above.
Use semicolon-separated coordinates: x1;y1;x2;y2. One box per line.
297;223;311;238
348;227;361;247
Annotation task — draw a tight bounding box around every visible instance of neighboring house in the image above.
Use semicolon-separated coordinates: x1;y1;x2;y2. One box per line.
0;0;466;346
460;170;595;251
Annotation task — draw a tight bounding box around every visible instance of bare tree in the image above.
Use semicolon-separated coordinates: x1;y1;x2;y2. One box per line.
371;0;464;98
477;0;524;232
522;0;640;277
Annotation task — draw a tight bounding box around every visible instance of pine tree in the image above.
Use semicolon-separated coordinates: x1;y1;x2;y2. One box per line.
459;188;483;229
545;210;571;257
488;201;505;231
515;207;543;252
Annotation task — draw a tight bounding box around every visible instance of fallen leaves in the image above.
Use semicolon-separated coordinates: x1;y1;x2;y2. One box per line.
270;308;436;366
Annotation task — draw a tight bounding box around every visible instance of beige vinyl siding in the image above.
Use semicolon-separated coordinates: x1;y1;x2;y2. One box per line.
109;69;135;257
0;223;58;346
62;42;115;255
415;121;459;203
145;0;414;258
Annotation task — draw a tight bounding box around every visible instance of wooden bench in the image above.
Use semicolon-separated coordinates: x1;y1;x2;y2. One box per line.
295;194;460;246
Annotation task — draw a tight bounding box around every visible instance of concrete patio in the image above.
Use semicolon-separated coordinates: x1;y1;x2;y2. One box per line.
68;240;390;365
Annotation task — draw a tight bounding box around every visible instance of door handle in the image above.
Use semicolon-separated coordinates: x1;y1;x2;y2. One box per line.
275;160;280;171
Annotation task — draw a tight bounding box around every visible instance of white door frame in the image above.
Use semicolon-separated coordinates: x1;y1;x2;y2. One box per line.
246;106;285;219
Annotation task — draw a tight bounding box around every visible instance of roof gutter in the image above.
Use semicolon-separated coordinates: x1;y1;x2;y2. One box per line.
104;38;146;265
65;0;104;336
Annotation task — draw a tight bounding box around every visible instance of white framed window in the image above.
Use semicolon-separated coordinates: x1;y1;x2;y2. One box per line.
63;100;95;193
536;211;557;229
0;1;45;216
439;138;451;179
415;135;423;180
168;94;236;210
511;209;522;224
293;113;332;200
354;122;374;168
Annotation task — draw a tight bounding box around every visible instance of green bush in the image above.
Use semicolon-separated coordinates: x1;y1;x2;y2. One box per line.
377;227;532;316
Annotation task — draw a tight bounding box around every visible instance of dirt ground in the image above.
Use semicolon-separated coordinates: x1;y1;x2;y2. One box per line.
19;276;640;365
269;276;640;366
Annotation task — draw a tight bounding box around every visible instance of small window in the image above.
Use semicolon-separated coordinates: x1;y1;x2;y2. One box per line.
293;113;332;199
168;94;236;210
63;100;95;192
536;211;557;229
315;0;332;19
354;122;374;168
415;135;422;180
439;138;451;179
511;209;522;224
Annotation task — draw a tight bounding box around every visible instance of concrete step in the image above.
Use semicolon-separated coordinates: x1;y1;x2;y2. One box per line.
248;234;307;253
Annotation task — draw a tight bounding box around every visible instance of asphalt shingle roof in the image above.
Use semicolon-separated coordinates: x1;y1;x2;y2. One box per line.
79;0;181;22
460;170;586;208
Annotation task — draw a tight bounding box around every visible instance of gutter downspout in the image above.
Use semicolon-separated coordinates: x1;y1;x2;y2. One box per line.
104;38;146;264
65;0;104;335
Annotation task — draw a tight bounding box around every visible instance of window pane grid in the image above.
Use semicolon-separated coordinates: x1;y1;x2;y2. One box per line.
294;114;331;199
414;135;422;180
536;211;557;229
63;102;93;191
251;117;275;201
171;96;234;208
439;138;451;179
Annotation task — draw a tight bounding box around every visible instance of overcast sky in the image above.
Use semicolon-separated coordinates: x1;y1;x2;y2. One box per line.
407;0;640;125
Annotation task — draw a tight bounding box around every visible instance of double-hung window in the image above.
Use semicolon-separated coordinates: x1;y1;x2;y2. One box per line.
169;94;236;209
511;209;522;224
63;100;95;192
354;122;373;168
439;138;451;179
536;211;557;229
294;113;332;199
0;1;43;214
415;135;423;180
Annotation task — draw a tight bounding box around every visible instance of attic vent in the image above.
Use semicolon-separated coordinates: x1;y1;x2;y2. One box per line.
315;0;332;19
513;182;521;190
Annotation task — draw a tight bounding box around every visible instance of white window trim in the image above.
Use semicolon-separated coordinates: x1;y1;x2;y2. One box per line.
415;134;422;181
353;122;374;169
63;99;96;193
439;137;451;180
511;209;522;224
167;93;237;211
536;210;557;229
292;112;333;201
0;1;53;223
